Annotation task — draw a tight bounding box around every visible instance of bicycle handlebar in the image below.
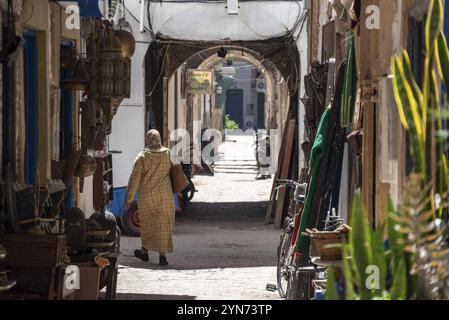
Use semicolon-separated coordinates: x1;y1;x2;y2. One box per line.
275;179;308;190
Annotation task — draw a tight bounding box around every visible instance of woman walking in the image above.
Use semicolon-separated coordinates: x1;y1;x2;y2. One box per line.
125;129;175;266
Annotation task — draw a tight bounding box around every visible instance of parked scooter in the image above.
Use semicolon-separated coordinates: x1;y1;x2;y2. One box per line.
180;162;197;209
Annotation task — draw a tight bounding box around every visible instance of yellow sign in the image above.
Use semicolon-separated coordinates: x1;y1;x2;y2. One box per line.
186;69;213;95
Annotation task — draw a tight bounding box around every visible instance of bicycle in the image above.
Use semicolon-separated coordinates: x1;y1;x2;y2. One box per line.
274;179;307;299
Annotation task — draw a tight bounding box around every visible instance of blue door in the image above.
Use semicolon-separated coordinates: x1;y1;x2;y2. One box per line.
61;41;75;210
225;89;244;129
23;30;39;185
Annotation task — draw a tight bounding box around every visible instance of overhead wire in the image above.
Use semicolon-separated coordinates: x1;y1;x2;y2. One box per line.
147;42;171;97
147;0;156;41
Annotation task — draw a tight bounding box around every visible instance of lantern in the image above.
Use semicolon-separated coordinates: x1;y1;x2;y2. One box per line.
114;29;136;58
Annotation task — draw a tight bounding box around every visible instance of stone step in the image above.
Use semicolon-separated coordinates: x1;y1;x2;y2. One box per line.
214;162;258;168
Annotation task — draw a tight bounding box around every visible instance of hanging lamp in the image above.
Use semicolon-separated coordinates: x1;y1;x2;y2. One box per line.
114;29;136;58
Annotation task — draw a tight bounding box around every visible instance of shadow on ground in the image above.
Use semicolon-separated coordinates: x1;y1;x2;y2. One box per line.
101;293;196;300
119;201;280;271
177;201;269;225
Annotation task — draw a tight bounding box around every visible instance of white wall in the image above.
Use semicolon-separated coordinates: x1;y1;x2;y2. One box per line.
108;4;150;188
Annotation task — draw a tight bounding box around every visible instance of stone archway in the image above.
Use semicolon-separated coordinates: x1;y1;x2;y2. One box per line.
144;36;301;140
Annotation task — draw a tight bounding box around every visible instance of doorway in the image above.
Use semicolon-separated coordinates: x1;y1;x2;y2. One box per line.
225;89;243;129
23;29;39;185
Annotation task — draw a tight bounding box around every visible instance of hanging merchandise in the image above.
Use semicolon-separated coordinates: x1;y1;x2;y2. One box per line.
340;32;358;128
296;60;348;253
62;57;90;91
114;29;136;59
74;153;97;178
92;21;131;121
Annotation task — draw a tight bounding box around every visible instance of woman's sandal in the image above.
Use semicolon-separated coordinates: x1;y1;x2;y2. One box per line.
134;249;149;262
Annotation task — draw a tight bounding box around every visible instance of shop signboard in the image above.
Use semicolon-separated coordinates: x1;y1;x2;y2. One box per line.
186;69;213;95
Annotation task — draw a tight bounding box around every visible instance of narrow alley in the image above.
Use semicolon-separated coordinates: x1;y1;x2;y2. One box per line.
116;133;280;300
2;0;449;308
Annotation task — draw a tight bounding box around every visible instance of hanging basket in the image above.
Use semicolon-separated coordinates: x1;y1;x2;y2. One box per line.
74;153;97;178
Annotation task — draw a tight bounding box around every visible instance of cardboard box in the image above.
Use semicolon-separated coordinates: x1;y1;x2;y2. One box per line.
73;263;100;300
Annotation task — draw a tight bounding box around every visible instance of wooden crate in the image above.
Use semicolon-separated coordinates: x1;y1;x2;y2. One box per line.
0;234;67;268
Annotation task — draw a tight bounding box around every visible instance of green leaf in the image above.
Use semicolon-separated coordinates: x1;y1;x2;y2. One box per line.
325;267;339;300
401;50;424;108
387;199;404;275
391;56;411;130
371;224;387;295
349;194;373;300
342;244;358;300
426;0;444;53
390;259;407;300
341;32;358;128
391;56;423;139
436;32;449;96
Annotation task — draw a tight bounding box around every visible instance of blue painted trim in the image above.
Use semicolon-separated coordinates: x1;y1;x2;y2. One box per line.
23;30;39;185
61;46;74;210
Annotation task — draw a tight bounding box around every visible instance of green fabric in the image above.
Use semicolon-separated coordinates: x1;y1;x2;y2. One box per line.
296;106;332;252
340;32;358;128
215;76;235;108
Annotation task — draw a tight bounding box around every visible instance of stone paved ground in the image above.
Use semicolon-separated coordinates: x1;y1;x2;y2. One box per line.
115;134;282;300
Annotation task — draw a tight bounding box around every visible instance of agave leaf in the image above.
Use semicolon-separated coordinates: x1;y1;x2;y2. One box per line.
325;267;339;300
426;0;444;53
436;32;449;100
401;50;424;106
423;0;443;128
371;224;387;294
349;195;373;299
391;57;411;130
342;244;358;300
390;259;408;300
387;199;405;274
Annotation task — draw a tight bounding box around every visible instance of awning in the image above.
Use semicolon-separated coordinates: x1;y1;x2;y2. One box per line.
57;0;103;18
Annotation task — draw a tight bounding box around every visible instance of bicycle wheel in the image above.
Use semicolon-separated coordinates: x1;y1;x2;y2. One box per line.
286;241;313;300
276;230;292;299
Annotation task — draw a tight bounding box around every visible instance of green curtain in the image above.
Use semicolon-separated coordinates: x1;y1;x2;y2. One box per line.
296;106;332;252
340;32;358;128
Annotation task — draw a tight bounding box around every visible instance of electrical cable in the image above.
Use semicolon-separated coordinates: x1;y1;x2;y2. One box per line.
122;3;152;33
147;0;156;41
147;42;171;97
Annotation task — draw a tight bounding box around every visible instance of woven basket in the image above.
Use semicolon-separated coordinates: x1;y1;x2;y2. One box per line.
309;231;348;261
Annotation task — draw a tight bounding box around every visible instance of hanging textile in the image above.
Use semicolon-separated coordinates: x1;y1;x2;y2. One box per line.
340;32;358;128
295;106;331;252
295;60;347;253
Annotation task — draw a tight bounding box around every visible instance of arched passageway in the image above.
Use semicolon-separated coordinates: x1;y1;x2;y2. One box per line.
143;36;301;142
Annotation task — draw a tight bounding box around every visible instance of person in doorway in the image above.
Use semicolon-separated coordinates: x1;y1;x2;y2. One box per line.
125;129;175;266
